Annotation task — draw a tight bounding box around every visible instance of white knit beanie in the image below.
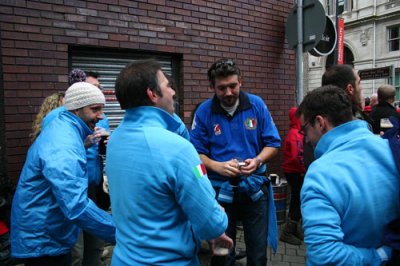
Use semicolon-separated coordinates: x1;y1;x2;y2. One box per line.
64;82;106;110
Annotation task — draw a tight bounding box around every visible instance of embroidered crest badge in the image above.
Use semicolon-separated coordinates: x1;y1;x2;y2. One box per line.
245;118;257;130
214;124;221;135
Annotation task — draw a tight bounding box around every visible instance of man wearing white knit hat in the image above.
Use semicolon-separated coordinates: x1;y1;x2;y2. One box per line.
10;82;116;266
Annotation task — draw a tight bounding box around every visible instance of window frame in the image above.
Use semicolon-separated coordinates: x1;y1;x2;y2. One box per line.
388;25;400;52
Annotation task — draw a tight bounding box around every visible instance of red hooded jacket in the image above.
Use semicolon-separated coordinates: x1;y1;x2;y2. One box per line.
0;220;8;235
281;107;306;174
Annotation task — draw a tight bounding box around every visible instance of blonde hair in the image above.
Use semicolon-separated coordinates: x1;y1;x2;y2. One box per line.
30;92;65;142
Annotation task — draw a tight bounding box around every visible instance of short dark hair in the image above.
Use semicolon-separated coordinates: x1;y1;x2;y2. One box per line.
85;71;100;79
377;84;396;103
207;59;241;87
115;59;162;110
321;64;356;90
297;85;353;127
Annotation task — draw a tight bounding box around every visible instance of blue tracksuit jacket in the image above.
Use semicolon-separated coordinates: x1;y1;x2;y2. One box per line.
190;92;281;187
11;111;115;258
106;106;227;266
42;106;109;185
302;120;400;265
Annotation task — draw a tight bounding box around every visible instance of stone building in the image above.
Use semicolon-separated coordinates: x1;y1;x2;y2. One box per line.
306;0;400;98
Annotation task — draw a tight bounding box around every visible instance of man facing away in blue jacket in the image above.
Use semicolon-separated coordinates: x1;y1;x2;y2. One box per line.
11;82;116;266
297;85;400;265
106;59;233;265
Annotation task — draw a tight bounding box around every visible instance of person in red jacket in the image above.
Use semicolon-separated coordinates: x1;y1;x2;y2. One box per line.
280;107;306;245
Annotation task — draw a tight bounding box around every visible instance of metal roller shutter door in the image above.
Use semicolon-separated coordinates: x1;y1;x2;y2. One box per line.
70;50;176;130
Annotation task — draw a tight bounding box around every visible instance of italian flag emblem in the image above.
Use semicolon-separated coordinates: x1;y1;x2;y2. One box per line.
245;118;257;129
193;163;207;179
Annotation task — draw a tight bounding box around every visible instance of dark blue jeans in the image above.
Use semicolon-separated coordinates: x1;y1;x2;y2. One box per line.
212;186;269;266
284;173;304;222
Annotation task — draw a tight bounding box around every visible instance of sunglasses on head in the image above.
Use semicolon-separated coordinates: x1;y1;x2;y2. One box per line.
214;59;235;69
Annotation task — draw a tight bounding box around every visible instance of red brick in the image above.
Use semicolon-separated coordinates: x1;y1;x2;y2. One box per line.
16;74;42;82
119;0;138;8
14;24;41;33
109;34;128;41
15;57;41;65
88;2;108;11
1;0;296;185
2;48;28;57
28;17;51;26
3;65;29;73
65;14;86;22
29;33;53;42
88;32;108;39
138;3;157;11
27;1;52;11
0;14;27;24
40;10;64;20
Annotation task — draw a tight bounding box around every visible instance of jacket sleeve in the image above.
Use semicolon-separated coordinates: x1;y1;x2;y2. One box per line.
301;172;383;265
42;145;115;243
171;142;227;240
255;97;281;148
189;108;211;155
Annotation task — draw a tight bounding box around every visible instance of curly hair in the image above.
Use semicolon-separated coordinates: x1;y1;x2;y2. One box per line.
207;59;241;87
30;92;65;142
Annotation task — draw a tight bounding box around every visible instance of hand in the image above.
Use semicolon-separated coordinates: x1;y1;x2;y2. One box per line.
209;233;234;256
84;130;102;149
213;159;241;177
240;158;260;175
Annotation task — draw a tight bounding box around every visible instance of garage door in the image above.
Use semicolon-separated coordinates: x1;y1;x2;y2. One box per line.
70;48;180;130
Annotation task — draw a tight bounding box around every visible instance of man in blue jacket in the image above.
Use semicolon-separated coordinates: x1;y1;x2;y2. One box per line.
297;85;400;265
190;59;281;265
71;71;111;266
11;82;116;266
106;59;232;265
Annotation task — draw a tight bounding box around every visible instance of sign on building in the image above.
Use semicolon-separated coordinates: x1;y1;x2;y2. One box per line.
359;66;391;80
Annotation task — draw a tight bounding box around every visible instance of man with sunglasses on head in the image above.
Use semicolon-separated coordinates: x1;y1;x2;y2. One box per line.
190;59;281;265
297;85;400;265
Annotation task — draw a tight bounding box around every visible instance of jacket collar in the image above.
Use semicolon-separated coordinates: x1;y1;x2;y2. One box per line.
376;101;396;110
123;106;181;132
211;91;251;118
314;119;370;159
60;110;93;141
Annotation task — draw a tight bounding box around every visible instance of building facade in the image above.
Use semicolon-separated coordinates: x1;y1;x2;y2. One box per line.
0;0;296;183
306;0;400;98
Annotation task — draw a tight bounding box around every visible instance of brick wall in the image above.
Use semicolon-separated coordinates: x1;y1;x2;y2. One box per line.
0;0;296;182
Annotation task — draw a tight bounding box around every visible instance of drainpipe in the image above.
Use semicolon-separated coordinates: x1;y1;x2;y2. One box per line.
296;0;304;106
372;0;376;93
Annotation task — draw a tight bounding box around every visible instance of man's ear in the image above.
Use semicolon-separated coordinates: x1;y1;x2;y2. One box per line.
315;115;331;133
146;88;158;104
70;109;79;115
345;84;354;96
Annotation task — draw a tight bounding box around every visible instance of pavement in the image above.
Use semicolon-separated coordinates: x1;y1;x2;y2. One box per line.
100;224;306;266
200;224;306;266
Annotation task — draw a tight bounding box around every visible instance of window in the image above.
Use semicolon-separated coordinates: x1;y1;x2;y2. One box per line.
326;0;352;15
388;25;400;52
326;0;334;15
